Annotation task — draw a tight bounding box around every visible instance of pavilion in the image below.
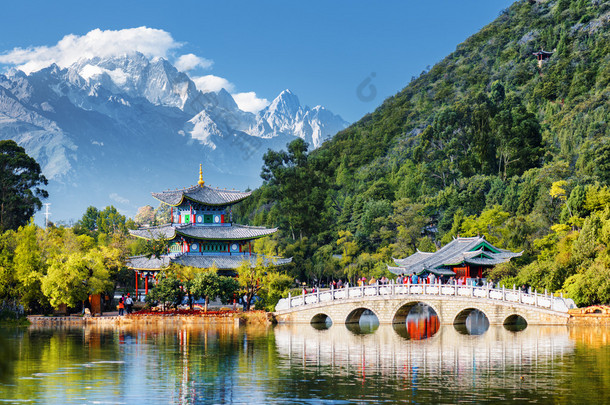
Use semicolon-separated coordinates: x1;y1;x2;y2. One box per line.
388;236;522;283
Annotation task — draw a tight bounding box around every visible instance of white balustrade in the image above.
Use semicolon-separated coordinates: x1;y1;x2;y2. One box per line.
441;286;455;295
364;287;377;296
457;287;471;296
319;292;333;302
473;288;487;298
276;282;573;314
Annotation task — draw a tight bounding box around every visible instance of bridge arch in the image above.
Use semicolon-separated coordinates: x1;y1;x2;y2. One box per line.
503;313;528;330
391;301;442;325
454;306;490;335
310;313;333;326
453;306;489;325
345;307;379;324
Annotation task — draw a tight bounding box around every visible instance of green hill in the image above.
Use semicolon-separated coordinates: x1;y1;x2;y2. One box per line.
236;0;610;306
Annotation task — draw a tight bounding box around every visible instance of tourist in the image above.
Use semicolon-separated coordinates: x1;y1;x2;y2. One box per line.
337;279;343;288
118;297;124;316
125;293;133;314
429;273;436;284
411;274;418;284
302;287;308;295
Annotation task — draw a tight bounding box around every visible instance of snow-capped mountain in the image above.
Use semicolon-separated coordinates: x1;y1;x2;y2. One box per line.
0;52;348;221
250;90;346;148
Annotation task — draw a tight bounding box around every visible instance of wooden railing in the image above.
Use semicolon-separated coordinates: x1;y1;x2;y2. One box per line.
275;282;576;313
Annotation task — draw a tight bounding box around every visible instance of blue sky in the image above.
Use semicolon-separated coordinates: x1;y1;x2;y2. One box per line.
0;0;514;122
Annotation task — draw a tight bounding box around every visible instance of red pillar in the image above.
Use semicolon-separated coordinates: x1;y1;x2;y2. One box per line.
145;275;149;295
135;271;139;299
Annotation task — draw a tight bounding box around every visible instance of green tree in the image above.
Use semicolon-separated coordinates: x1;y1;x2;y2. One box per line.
492;94;543;179
191;268;239;312
13;222;47;311
76;206;100;235
41;249;112;309
97;206;128;235
261;139;329;239
237;258;269;310
0;140;48;231
145;276;184;310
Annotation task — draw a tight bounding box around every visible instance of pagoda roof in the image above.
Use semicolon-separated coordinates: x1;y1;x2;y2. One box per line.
126;253;292;271
129;223;278;241
152;185;251;206
392;236;522;275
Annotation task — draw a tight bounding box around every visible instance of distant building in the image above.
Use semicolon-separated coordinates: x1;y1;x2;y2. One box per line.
388;236;522;283
533;49;553;68
127;165;291;295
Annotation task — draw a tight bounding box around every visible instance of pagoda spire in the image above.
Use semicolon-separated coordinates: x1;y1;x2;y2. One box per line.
198;164;205;187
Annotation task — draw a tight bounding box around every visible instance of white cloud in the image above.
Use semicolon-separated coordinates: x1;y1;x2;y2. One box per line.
232;92;270;113
192;75;235;93
175;53;212;72
109;193;130;205
0;27;181;74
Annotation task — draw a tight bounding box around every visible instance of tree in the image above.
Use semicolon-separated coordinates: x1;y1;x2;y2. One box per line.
13;222;47;311
191;268;239;311
76;206;100;235
237;259;268;310
135;205;155;226
261;139;329;239
97;206;128;235
145;276;184;310
41;249;112;309
0;140;48;231
492;94;543;179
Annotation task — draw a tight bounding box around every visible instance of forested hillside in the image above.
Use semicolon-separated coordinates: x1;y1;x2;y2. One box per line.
235;0;610;306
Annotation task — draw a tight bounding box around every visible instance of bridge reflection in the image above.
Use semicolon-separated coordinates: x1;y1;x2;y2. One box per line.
274;324;574;384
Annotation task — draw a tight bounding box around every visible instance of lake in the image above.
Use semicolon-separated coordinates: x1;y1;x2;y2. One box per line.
1;316;609;404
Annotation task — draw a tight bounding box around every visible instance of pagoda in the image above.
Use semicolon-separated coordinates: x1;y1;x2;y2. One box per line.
127;165;291;295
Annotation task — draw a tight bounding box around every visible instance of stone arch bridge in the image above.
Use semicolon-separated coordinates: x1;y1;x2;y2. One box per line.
274;283;575;326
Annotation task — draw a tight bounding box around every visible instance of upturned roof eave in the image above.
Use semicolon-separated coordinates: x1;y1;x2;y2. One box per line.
174;230;278;241
151;186;252;207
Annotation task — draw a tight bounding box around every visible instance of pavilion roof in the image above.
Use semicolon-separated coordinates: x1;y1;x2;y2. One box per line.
387;265;456;277
152;185;251;206
392;236;521;275
532;49;553;57
126;253;292;270
129;223;278;241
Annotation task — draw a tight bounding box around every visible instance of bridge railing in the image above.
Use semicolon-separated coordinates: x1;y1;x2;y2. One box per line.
275;282;576;313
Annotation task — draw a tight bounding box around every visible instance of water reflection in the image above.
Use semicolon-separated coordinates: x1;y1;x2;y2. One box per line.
276;324;574;384
2;323;610;404
398;303;440;340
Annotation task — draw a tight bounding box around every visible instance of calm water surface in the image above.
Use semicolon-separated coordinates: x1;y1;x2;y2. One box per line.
1;317;609;404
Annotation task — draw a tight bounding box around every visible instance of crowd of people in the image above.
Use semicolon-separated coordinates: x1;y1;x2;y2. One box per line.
300;274;497;295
